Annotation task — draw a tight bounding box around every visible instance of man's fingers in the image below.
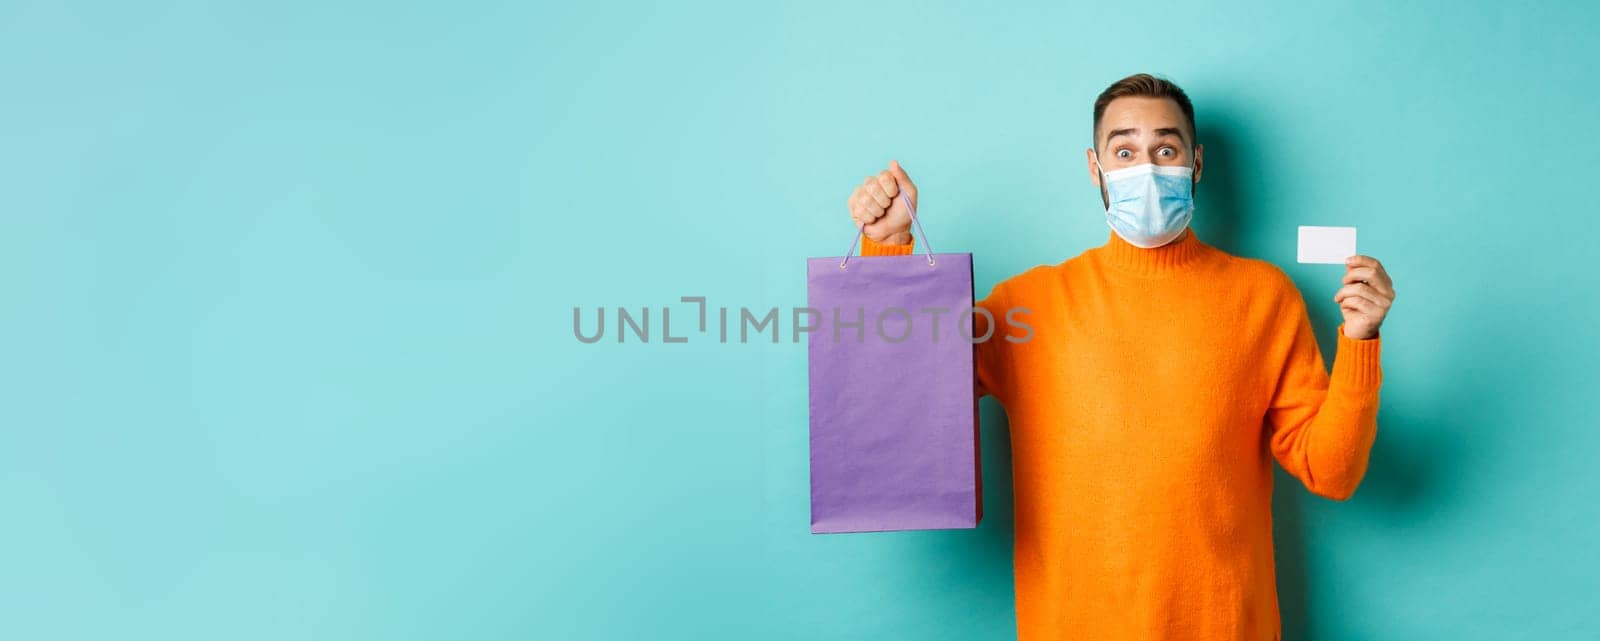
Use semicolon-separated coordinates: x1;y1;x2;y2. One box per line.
1345;255;1379;269
1335;283;1391;308
889;159;918;204
1334;282;1384;304
1341;267;1393;297
1342;266;1376;283
1344;264;1394;295
845;161;915;233
860;178;891;210
862;198;885;221
851;198;882;224
1340;295;1382;318
847;197;867;222
875;171;899;200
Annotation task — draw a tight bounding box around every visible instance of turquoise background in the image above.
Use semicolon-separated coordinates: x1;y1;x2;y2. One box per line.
3;1;1596;639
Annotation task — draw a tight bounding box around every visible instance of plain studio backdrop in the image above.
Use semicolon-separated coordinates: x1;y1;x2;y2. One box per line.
2;1;1596;639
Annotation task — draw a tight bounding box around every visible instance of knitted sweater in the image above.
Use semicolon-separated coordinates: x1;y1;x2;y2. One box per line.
859;226;1383;641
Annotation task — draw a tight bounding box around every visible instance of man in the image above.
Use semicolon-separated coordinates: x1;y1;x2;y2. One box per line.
844;73;1396;640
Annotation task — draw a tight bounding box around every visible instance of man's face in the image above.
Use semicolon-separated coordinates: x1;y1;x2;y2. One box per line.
1087;96;1203;208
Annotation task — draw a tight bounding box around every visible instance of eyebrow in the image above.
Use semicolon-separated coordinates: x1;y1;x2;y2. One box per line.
1103;126;1190;146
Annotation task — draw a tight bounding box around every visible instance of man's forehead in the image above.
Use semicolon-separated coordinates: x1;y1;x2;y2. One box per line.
1098;96;1192;142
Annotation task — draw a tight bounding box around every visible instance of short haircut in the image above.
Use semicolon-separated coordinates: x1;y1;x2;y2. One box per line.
1092;73;1196;150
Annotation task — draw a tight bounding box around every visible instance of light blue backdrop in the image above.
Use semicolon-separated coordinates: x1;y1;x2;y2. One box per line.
3;1;1596;639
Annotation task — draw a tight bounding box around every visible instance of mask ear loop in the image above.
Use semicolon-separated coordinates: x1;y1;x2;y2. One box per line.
1092;149;1111;212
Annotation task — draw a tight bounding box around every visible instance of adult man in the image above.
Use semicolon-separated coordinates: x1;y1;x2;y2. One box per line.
845;73;1396;640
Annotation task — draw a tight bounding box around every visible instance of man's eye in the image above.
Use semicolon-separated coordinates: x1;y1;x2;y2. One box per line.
1158;147;1175;157
1116;149;1131;158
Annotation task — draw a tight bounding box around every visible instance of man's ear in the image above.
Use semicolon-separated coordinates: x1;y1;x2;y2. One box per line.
1193;143;1204;185
1086;147;1102;188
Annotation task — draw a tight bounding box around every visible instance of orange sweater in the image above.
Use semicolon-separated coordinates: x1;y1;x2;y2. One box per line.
861;226;1382;641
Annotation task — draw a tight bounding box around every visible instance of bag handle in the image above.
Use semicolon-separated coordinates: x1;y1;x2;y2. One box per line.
839;191;936;268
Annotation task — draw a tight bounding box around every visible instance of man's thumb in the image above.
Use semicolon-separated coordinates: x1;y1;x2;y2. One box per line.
889;159;917;199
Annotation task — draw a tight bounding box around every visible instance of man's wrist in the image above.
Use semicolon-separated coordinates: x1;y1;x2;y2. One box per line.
877;230;912;246
1340;324;1380;341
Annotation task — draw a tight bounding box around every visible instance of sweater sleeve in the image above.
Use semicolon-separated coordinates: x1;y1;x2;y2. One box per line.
859;233;1017;402
858;233;914;256
1264;286;1384;502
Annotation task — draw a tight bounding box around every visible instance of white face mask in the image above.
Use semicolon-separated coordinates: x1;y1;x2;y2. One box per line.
1094;157;1196;248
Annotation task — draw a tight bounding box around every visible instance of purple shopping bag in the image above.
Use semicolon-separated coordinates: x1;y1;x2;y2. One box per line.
806;195;979;534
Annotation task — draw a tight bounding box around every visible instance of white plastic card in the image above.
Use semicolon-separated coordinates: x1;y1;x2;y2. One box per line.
1297;226;1357;264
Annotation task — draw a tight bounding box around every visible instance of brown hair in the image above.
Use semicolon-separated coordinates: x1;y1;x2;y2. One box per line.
1092;73;1196;150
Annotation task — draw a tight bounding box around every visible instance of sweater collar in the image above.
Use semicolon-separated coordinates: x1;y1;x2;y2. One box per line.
1098;226;1210;276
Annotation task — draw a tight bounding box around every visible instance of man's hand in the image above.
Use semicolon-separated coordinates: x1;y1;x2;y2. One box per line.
846;160;918;244
1335;255;1396;339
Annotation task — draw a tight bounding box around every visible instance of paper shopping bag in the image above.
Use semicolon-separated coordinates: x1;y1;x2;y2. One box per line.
805;199;979;534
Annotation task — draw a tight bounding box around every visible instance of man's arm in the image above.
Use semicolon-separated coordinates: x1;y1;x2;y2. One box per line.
1265;288;1384;501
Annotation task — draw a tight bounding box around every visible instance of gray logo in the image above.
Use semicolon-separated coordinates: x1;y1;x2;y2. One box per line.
574;296;1033;344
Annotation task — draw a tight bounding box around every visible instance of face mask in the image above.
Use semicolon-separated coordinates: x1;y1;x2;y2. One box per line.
1095;158;1195;249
